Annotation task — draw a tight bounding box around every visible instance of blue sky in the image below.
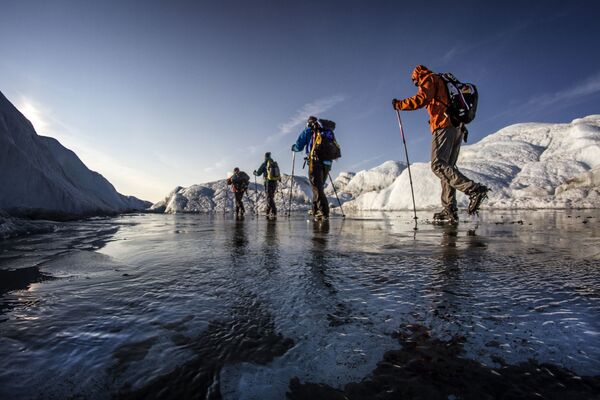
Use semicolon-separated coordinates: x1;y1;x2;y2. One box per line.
1;0;599;202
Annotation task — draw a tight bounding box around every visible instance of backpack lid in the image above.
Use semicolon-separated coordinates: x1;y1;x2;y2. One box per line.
318;119;336;131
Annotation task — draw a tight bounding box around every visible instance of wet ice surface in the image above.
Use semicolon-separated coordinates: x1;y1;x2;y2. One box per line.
0;210;599;399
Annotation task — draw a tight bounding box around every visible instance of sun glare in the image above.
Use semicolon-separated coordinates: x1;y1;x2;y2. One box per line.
19;99;48;133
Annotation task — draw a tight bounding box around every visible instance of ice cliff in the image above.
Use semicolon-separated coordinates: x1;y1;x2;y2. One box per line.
151;174;315;214
0;91;150;219
346;116;600;211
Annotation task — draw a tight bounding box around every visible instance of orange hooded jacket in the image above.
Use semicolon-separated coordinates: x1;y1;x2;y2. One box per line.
397;65;451;133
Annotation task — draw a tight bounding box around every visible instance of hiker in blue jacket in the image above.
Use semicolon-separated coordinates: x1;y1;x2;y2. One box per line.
292;116;333;220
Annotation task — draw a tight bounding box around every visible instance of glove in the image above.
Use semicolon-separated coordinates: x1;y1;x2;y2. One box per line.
253;170;258;176
462;126;469;143
291;144;300;152
392;98;400;110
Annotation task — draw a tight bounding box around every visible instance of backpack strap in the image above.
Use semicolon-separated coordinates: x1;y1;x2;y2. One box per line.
309;129;319;171
434;73;450;108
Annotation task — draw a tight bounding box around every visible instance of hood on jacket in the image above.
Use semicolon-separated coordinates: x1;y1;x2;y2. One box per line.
411;65;433;85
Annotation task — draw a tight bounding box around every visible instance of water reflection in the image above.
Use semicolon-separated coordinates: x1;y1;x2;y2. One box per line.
428;225;462;326
430;225;489;328
261;220;280;273
231;217;248;255
309;221;336;295
440;224;459;258
311;221;330;249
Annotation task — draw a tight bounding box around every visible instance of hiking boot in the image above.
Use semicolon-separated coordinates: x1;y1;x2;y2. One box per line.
314;211;329;221
433;208;458;223
467;185;490;215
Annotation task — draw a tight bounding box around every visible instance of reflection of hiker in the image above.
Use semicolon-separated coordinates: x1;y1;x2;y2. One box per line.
226;167;250;217
254;152;280;218
392;65;488;223
292;116;341;221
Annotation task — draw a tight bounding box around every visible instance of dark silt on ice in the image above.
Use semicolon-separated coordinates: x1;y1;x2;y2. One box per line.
0;210;599;399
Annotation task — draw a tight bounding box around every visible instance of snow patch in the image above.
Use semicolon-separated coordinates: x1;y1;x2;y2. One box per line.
152;174;314;214
347;116;600;211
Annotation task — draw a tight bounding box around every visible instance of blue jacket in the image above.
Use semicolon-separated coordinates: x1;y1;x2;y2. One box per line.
292;127;333;166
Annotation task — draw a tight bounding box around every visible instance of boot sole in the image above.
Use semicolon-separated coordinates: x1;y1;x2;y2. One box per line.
468;192;489;215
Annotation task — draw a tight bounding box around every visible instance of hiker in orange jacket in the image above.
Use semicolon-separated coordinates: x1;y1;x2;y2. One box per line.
393;65;488;222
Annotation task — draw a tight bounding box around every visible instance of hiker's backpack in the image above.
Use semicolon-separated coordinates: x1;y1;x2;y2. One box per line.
232;172;250;191
312;119;341;161
266;160;281;181
439;73;478;125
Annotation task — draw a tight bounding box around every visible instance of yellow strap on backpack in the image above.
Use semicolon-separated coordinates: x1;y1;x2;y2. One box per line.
309;131;321;173
266;159;280;181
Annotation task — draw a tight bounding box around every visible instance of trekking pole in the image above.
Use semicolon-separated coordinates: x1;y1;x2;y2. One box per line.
287;151;296;217
254;175;259;214
395;110;418;229
328;172;345;218
264;180;268;215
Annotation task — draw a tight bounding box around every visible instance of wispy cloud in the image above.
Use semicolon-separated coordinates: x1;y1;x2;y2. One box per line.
440;21;530;65
488;70;600;123
203;160;227;173
206;96;344;179
441;12;573;66
347;152;388;171
268;94;346;143
440;45;462;65
520;71;600;112
233;95;345;169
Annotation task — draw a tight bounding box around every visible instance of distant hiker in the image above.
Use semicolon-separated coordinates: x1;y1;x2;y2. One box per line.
292;116;341;221
254;152;280;218
392;65;488;223
227;167;250;217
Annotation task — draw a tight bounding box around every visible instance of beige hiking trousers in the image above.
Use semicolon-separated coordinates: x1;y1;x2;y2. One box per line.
430;126;476;211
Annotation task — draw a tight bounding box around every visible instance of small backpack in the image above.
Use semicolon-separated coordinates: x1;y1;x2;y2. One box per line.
312;119;341;161
232;171;250;191
439;73;478;125
266;160;281;181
